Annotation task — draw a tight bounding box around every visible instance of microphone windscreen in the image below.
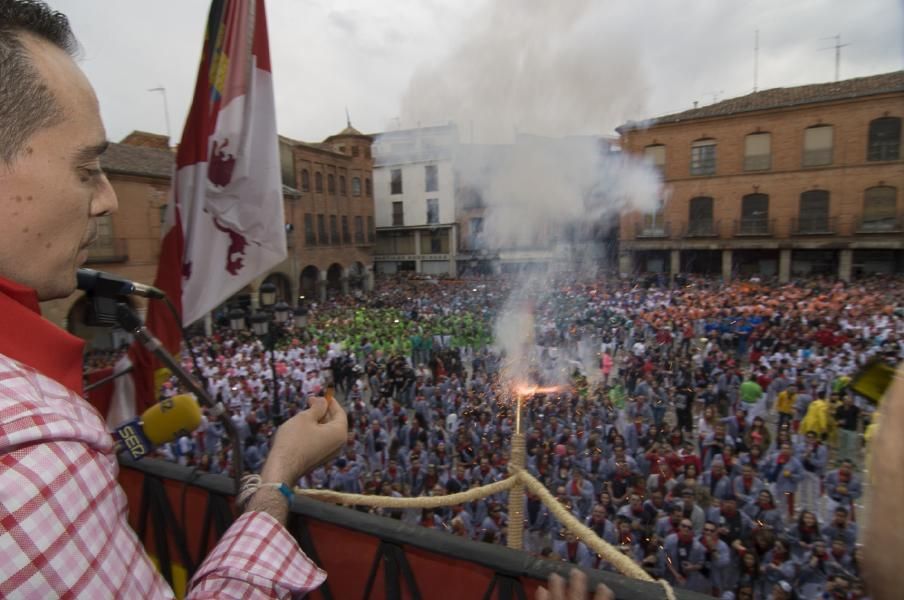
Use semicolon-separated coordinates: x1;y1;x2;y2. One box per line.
141;393;203;446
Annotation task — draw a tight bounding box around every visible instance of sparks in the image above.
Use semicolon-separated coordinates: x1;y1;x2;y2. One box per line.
513;384;563;397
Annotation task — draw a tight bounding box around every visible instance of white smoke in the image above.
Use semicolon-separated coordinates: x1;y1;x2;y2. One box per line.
398;0;652;143
394;0;666;389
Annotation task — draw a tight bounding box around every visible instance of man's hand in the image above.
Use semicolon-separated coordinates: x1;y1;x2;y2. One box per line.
247;397;347;524
537;570;613;600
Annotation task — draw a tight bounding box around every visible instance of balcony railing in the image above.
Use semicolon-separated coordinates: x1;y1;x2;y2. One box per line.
792;216;838;235
857;216;904;233
683;219;720;238
634;222;670;239
734;218;774;236
117;457;704;600
86;238;128;263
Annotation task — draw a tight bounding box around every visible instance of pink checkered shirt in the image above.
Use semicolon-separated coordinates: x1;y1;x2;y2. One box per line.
0;279;326;598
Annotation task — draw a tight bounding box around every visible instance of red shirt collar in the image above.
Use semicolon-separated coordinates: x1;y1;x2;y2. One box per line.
0;277;85;395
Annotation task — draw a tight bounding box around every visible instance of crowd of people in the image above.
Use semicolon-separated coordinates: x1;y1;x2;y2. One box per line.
90;273;904;600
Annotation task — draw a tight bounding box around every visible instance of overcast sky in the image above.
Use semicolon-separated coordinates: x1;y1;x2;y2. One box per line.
52;0;903;145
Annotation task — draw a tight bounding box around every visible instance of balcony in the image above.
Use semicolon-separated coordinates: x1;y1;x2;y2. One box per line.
792;216;838;235
634;222;670;239
856;216;904;234
734;218;774;237
86;238;128;264
683;219;720;238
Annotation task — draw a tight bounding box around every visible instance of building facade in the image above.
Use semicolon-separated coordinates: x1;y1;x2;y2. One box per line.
372;126;619;276
278;125;376;302
372;124;460;276
617;71;904;281
43;125;374;348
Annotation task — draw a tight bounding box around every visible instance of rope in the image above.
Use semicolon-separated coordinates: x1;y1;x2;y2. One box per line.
506;433;527;550
294;475;517;509
512;468;677;600
288;468;676;600
510;468;652;582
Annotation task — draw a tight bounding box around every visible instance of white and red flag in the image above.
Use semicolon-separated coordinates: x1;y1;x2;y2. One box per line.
115;0;285;417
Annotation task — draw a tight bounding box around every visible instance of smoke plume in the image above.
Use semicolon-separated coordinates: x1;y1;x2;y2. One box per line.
394;0;665;389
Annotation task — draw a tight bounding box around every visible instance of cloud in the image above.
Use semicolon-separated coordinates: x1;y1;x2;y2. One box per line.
328;10;358;35
49;0;902;144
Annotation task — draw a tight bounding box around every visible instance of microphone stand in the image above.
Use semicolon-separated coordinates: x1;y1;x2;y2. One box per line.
115;302;244;496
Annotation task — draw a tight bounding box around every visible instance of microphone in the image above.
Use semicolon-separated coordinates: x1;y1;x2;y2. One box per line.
113;393;203;460
77;268;165;300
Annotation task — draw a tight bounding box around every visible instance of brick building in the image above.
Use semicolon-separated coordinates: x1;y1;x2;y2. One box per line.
43;124;373;349
277;124;375;302
617;71;904;281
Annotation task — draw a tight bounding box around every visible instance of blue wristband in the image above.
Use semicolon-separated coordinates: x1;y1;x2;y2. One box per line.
273;482;293;503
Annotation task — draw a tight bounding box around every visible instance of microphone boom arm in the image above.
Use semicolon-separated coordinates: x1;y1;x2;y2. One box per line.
114;302;244;495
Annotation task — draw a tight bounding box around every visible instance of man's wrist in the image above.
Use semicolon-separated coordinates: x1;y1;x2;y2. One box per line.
245;485;291;525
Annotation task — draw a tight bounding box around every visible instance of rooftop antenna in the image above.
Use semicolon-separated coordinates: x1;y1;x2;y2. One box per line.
753;29;759;92
820;34;850;82
148;86;172;145
704;90;725;104
345;106;352;128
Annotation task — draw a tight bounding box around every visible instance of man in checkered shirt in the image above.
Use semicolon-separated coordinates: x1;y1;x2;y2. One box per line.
0;1;347;597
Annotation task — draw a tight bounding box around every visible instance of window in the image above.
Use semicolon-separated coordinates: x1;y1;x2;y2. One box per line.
354;216;364;243
740;193;769;234
687;196;714;235
861;186;898;231
425;165;438;192
339;176;347;195
427;198;439;224
367;216;375;242
391;169;403;194
315;172;323;193
365;178;372;196
304;214;316;245
867;117;901;161
301;169;310;192
352;146;360;158
342;216;350;244
327;174;335;194
640;209;666;236
317;214;327;244
469;217;484;248
364;146;371;159
643;144;666;172
799;190;830;233
803;125;833;166
352;177;361;196
329;215;339;245
422;230;449;254
392;201;404;226
690;139;716;175
744;133;771;171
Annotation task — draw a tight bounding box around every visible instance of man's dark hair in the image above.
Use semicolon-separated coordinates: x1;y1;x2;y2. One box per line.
0;0;77;165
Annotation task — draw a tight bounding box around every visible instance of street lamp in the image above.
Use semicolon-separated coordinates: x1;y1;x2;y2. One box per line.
250;310;271;337
228;308;246;332
293;305;308;328
252;281;283;424
259;282;277;308
273;301;292;324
